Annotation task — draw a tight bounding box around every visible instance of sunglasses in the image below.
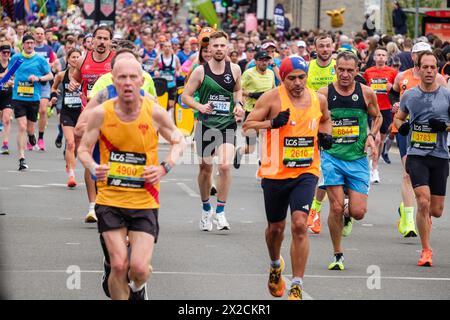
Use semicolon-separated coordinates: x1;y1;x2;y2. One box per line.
1;51;10;55
280;46;288;49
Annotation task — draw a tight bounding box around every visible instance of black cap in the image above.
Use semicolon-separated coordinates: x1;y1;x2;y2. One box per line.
255;51;270;60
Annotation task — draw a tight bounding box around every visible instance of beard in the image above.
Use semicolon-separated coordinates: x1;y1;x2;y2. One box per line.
213;53;225;62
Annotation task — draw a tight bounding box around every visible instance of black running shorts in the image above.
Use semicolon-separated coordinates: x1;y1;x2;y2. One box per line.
195;122;237;158
380;109;393;135
60;110;81;127
12;100;39;122
95;205;160;242
261;173;319;223
405;155;449;196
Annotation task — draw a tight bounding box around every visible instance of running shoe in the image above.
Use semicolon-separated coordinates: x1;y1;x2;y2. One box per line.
233;147;243;169
328;253;345;271
397;202;406;236
287;284;303;300
67;176;77;188
47;106;53;118
129;283;148;300
370;169;380;184
210;185;217;197
199;210;213;232
308;209;321;234
214;212;230;231
55;135;63;149
101;257;111;298
342;216;354;237
403;208;417;238
418;248;433;267
381;152;391;164
27;142;33;151
307;208;316;228
268;256;285;297
85;209;97;223
37;138;45;151
1;144;9;155
18;158;28;171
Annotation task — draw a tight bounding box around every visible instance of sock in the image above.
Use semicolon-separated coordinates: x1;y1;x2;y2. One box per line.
404;207;415;222
291;277;303;289
38;132;44;140
270;259;281;269
202;199;211;212
311;197;322;212
129;280;145;293
58;124;63;137
68;169;75;177
89;202;95;212
384;136;393;154
335;253;344;261
28;134;36;146
216;200;226;214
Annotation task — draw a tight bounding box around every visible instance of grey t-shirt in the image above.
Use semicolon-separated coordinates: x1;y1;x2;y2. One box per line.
400;86;450;159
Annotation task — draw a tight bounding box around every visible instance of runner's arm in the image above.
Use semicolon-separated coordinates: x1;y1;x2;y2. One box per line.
74;89;109;140
51;72;63;92
394;110;409;129
78;107;106;175
317;93;332;134
181;66;211;114
365;87;383;136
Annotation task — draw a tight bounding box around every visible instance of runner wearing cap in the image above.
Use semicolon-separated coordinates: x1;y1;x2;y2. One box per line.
243;56;332;300
248;40;282;85
390;42;447;238
234;50;275;170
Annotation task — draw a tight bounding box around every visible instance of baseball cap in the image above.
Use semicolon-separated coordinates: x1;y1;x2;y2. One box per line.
255;51;271;60
261;41;277;50
297;40;306;48
412;42;432;53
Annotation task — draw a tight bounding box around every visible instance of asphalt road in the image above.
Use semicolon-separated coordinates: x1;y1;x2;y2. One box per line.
1;116;450;300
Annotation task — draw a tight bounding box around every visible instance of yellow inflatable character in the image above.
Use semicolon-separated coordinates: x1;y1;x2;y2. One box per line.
326;8;346;28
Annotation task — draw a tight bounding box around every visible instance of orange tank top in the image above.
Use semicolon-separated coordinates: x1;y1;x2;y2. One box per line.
258;85;322;180
96;97;160;209
392;68;418;133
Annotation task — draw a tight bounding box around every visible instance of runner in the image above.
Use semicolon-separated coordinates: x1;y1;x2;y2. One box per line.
0;40;13;155
182;31;244;231
8;34;53;170
153;41;181;110
305;33;337;234
78;57;185;300
243;56;332;300
363;47;398;184
69;25;115;223
390;42;447;237
318;51;382;270
234;50;275;169
394;51;450;267
33;27;57;151
50;48;82;188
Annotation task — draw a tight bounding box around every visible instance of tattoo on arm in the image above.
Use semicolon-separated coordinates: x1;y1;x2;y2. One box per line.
96;89;108;104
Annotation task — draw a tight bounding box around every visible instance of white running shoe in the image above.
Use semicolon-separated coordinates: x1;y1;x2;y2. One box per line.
370;169;380;184
85;209;97;223
214;212;230;231
199;210;213;232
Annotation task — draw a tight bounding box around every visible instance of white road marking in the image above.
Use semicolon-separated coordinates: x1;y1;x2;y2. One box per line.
4;270;450;283
17;185;46;188
65;243;80;245
362;224;374;227
176;182;200;198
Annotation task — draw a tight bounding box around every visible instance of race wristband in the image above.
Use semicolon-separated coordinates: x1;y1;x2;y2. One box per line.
89;163;99;177
368;133;376;140
50;92;58;100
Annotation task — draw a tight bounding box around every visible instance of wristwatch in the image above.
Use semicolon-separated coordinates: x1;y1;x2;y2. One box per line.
161;161;172;174
368;133;376;140
238;101;244;107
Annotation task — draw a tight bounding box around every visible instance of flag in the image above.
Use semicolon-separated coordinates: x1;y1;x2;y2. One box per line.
37;0;47;16
193;0;220;28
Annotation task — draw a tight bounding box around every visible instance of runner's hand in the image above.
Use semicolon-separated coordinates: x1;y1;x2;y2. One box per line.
197;103;213;114
429;118;448;132
142;165;166;185
391;102;400;114
95;164;110;182
365;134;377;160
234;106;245;123
68;79;80;92
28;75;39;82
271;109;290;129
398;122;410;136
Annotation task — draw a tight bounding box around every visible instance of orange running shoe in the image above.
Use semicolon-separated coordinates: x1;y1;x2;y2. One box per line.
307;209;316;228
67;176;77;188
310;211;321;234
268;256;285;297
418;249;433;267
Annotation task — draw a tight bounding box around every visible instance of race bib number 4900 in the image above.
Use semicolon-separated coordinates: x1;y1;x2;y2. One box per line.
283;137;314;168
332;117;359;144
107;151;146;188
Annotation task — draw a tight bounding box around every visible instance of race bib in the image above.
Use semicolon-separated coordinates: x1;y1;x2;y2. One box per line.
107;151;146;189
332;117;359;144
411;123;437;150
64;93;82;108
160;71;174;82
209;94;232;116
17;81;34;98
370;78;388;94
283;137;314;168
